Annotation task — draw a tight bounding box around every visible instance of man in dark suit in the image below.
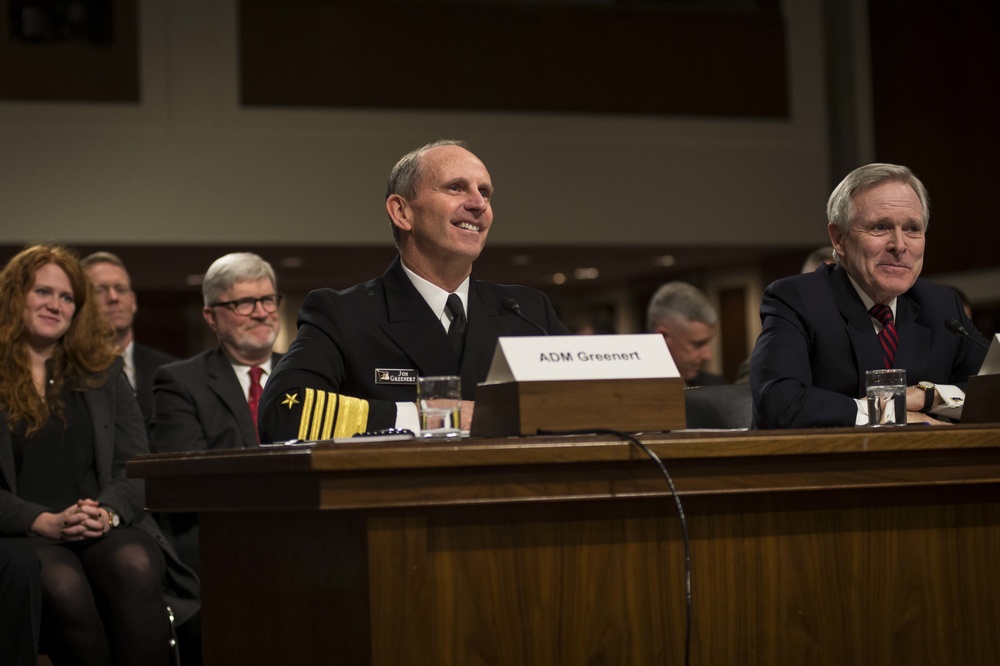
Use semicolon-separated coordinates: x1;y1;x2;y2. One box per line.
150;252;282;453
750;163;988;429
259;140;568;443
82;252;177;427
646;281;725;387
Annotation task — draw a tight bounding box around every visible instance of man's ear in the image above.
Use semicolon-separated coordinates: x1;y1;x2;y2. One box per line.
654;324;670;340
386;194;412;235
202;306;217;333
828;222;844;257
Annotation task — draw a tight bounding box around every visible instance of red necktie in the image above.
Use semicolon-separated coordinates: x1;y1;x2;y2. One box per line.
869;304;898;369
248;366;264;437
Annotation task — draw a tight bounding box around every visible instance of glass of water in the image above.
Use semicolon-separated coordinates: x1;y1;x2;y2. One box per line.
417;375;463;439
865;369;907;426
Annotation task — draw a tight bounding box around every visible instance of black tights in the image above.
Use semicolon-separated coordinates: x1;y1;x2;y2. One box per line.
10;528;169;666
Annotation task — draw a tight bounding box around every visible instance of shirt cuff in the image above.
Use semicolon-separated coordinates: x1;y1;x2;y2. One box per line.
395;402;421;435
854;398;870;426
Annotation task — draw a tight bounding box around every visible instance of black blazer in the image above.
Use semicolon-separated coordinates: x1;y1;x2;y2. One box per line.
0;361;199;624
750;264;988;429
150;346;282;453
133;342;177;427
259;256;570;442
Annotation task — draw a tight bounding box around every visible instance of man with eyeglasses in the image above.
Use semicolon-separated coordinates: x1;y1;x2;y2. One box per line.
82;251;177;428
150;252;282;454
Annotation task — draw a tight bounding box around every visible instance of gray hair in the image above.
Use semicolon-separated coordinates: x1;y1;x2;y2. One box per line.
646;281;717;332
202;252;276;306
827;163;930;237
385;139;469;244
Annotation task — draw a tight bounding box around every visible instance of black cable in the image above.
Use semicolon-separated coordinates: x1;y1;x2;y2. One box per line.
538;428;692;666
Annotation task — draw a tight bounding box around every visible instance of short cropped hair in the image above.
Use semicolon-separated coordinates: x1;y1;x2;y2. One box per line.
385;139;468;244
646;281;718;332
202;252;276;307
827;163;930;236
81;251;131;283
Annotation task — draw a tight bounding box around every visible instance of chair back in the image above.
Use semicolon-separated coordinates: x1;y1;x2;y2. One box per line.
684;384;753;430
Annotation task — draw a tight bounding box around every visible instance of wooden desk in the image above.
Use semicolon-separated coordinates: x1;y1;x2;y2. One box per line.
129;426;1000;665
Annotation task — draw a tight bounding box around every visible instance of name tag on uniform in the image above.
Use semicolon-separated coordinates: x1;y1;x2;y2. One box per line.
375;368;418;385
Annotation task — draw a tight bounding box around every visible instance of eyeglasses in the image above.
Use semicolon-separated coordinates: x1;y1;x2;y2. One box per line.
209;294;283;316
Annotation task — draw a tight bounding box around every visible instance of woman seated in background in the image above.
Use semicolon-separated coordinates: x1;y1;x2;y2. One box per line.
0;244;198;665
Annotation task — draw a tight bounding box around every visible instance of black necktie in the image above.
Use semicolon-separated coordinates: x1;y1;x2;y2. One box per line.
869;304;898;369
446;294;467;361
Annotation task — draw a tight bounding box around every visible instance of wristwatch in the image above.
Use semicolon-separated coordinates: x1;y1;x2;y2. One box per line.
917;381;936;413
104;508;121;531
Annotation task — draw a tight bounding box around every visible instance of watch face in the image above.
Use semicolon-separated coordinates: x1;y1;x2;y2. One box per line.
918;381;934;390
110;511;120;527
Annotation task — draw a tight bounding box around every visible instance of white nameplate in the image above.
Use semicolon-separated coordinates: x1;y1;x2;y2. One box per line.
482;334;679;384
978;334;1000;375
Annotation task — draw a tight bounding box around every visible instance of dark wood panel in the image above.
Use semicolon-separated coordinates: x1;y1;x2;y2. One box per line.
239;0;788;116
135;429;1000;664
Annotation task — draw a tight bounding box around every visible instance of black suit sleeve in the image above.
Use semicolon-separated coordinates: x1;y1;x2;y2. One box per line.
258;290;397;443
149;363;213;453
750;279;860;429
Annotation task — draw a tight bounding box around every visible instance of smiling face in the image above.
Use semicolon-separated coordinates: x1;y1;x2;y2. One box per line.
829;180;926;305
388;145;493;286
23;263;77;352
203;277;279;365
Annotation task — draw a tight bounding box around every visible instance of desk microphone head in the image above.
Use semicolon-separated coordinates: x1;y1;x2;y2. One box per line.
944;318;991;352
502;297;548;335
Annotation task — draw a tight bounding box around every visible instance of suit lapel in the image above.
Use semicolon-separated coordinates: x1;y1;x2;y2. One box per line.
892;293;930;380
132;344;153;417
206;348;259;447
831;268;884;395
380;258;460;377
460;281;510;388
83;377;114;489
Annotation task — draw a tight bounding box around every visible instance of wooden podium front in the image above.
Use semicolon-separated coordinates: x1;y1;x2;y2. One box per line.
129;426;1000;665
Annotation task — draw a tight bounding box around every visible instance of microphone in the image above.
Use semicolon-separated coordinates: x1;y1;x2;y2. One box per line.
502;297;549;335
945;318;991;352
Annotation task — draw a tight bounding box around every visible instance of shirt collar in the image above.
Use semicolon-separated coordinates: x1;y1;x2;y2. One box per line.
847;274;897;320
400;260;470;320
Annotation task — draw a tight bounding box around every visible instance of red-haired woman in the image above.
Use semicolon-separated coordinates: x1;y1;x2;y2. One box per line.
0;245;197;665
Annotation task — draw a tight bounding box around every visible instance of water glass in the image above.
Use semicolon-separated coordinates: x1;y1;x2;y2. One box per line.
417;376;462;439
865;369;907;426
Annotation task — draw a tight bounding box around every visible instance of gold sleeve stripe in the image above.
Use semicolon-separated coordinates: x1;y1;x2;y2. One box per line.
308;390;328;441
320;393;338;441
297;388;316;441
294;388;370;441
333;395;369;439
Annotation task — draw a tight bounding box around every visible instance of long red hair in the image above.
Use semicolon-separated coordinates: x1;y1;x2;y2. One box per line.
0;244;118;434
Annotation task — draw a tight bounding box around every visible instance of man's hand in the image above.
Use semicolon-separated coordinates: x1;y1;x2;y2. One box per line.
905;410;951;426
